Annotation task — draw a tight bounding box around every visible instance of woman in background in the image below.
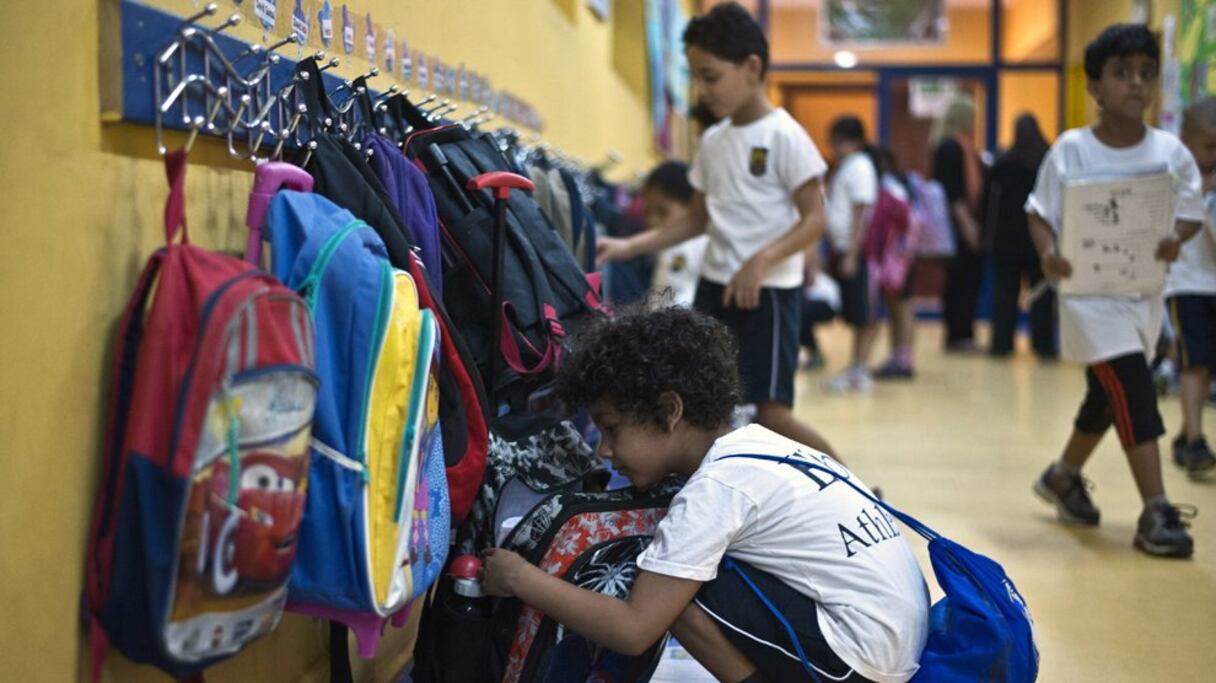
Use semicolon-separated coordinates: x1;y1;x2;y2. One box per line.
985;113;1057;358
933;97;986;352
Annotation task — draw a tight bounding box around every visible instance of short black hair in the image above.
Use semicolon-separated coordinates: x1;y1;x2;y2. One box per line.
830;115;868;144
643;161;694;204
1085;24;1159;81
555;306;742;431
683;2;769;78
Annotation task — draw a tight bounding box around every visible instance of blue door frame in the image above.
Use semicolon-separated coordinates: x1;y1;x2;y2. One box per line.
751;0;1068;152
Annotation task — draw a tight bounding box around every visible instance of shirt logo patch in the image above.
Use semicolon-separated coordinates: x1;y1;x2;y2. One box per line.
749;147;769;177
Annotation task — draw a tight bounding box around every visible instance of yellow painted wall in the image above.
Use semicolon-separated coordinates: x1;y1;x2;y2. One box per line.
0;1;664;681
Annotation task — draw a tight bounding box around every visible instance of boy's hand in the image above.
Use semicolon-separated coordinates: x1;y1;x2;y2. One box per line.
1155;234;1183;263
724;254;770;309
1041;253;1072;281
596;237;634;266
839;252;859;279
481;548;531;598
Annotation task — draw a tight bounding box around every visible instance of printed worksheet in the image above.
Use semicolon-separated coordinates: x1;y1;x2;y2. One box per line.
1059;165;1176;297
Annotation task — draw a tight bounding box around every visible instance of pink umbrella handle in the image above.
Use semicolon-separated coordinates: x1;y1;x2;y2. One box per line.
244;162;314;264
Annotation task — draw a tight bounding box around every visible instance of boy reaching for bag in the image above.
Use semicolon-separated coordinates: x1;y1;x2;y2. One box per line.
482;307;929;683
597;2;837;458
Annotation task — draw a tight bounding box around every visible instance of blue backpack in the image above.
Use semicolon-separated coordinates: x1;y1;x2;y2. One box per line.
263;191;450;654
720;454;1039;683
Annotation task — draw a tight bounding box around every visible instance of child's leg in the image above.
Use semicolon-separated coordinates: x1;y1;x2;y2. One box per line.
1036;367;1111;525
756;401;838;459
853;322;880;369
1179;367;1211;442
1091;355;1169;503
670;603;760;683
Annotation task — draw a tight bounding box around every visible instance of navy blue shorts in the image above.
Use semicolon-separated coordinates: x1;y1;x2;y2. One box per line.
694;559;873;682
1168;295;1216;371
694;280;800;407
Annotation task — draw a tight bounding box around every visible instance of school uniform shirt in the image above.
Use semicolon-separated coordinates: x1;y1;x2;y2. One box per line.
826;151;880;251
652;235;709;308
1165;196;1216;297
689;108;828;289
637;425;930;683
1026;126;1205;364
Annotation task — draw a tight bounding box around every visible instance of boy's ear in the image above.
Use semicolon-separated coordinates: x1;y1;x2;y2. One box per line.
1085;78;1101;104
744;54;763;81
656;391;684;433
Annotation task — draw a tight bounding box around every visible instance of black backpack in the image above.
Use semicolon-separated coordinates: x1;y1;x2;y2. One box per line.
405;125;604;409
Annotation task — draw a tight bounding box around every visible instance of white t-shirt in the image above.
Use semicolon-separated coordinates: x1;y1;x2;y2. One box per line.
652;235;708;308
1165;195;1216;297
826;151;880;251
1026;126;1204;364
689;108;828;289
637;425;929;683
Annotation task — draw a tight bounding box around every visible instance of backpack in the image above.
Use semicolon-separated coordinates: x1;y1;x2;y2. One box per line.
84;152;319;680
405;124;604;408
493;484;679;683
909;173;956;258
864;184;918;296
263;191;442;647
303;112;487;525
719;454;1039;683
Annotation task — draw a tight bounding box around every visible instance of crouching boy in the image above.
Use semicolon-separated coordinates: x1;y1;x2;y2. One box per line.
482;307;929;683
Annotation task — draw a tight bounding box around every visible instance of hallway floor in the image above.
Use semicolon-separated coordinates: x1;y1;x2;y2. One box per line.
799;322;1216;682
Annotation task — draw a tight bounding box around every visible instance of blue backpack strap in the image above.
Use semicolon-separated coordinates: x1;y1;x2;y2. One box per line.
718;453;939;541
722;557;823;683
714;453;938;682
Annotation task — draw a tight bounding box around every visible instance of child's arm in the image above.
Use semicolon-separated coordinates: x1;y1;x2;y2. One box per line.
482;547;701;656
722;176;826;309
597;192;710;265
1155;219;1203;262
839;201;873;279
1028;210;1072;281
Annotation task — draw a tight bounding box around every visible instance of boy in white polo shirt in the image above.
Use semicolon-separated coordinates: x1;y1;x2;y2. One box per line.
1166;97;1216;479
598;2;837;459
1028;24;1204;558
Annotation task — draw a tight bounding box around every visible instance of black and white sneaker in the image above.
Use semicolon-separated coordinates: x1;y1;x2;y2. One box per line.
1172;435;1216;480
1134;504;1196;558
1034;465;1101;526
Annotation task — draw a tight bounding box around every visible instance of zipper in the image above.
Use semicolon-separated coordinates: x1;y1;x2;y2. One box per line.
166;270;265;474
356;259;394;484
299;220;370;310
394;310;436;521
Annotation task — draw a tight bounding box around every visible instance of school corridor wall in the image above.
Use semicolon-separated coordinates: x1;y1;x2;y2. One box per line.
0;1;669;680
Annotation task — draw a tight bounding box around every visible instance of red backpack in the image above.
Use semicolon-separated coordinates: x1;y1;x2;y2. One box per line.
83;152;318;680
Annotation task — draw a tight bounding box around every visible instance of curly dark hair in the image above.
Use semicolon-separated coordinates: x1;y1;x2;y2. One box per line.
1085;24;1159;81
683;2;769;78
643;161;694;204
555;305;742;430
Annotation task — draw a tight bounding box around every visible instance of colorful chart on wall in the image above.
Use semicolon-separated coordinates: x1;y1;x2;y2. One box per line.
823;0;946;44
646;0;690;155
1179;0;1216;102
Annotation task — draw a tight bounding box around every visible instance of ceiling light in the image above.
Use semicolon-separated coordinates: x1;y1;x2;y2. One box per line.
834;50;858;69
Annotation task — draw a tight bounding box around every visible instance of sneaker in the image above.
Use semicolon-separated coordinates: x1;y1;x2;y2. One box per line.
873;361;915;381
1172;436;1216;480
825;368;873;393
1033;465;1101;526
1134;503;1196;558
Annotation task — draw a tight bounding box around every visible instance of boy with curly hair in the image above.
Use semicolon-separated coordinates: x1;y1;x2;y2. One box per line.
482;307;929;683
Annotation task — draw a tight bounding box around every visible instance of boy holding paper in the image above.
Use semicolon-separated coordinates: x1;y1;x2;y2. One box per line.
1027;24;1203;558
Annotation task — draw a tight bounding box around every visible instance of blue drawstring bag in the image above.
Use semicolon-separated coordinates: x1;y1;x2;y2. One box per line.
720;454;1039;683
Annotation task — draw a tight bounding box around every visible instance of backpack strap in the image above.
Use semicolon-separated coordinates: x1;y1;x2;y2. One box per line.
717;454;939;541
722;558;823;683
164;150;189;245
